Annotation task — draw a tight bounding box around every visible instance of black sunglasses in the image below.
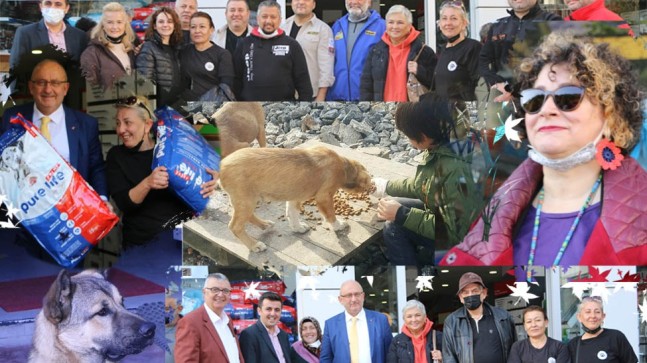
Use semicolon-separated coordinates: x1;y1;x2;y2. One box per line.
520;86;586;114
116;96;152;118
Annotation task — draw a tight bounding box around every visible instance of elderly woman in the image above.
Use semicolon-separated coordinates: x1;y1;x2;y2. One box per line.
106;96;218;248
387;300;442;363
432;1;481;101
567;297;637;362
179;12;235;101
507;306;570;363
290;317;322;363
136;7;184;107
440;33;647;267
80;2;135;90
360;5;436;101
373;98;479;266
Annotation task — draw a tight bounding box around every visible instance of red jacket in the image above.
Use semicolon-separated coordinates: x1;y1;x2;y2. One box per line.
564;0;634;36
440;157;647;266
174;305;245;363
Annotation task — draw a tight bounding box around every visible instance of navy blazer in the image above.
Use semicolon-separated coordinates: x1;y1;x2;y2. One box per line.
320;309;393;363
239;320;292;363
1;103;107;196
9;19;89;69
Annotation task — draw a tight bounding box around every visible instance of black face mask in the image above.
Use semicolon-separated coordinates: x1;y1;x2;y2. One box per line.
442;33;461;44
106;32;126;44
582;324;602;335
463;294;482;311
125;135;146;153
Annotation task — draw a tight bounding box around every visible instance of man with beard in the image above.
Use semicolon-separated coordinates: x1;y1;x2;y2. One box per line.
212;0;253;54
281;0;335;101
478;0;560;102
442;272;517;363
175;0;197;43
233;0;312;101
326;0;385;101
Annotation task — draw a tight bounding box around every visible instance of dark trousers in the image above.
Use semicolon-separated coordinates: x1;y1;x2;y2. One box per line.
382;197;435;266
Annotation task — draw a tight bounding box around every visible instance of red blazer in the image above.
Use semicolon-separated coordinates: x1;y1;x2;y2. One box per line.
174;305;245;363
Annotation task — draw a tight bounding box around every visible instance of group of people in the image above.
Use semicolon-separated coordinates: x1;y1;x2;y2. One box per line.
173;271;639;363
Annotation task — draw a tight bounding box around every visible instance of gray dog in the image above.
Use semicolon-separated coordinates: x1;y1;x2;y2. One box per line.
29;269;156;363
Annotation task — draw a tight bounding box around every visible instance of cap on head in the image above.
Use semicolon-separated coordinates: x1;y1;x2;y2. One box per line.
457;272;485;295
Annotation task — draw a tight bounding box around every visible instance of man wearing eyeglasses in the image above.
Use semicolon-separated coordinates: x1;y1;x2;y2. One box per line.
320;280;392;363
174;273;244;363
239;291;292;363
442;272;516;363
1;59;107;198
9;0;89;70
478;0;560;102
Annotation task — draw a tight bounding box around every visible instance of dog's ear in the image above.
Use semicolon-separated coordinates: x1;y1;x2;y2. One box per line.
43;269;75;324
342;158;359;189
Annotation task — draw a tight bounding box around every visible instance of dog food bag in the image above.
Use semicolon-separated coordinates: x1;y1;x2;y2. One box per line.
153;107;220;213
0;114;119;267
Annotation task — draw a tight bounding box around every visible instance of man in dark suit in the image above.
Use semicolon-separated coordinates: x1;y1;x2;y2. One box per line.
1;59;106;197
320;280;392;363
174;273;244;363
9;0;89;69
240;291;292;363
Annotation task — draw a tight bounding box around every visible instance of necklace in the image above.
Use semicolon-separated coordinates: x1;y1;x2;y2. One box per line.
526;174;602;282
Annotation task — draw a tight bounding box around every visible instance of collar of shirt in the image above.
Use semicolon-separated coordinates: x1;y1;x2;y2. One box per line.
344;308;366;323
45;20;66;34
262;321;281;337
203;302;229;326
33;104;65;127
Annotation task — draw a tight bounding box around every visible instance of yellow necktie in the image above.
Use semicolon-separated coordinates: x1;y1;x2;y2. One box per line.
349;316;359;363
41;116;52;142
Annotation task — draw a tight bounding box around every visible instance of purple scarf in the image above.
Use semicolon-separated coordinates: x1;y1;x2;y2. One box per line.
291;341;319;363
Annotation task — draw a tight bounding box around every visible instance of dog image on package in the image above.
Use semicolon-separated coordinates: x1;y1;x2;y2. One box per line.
0;114;118;267
210;101;267;158
29;269;156;363
219;146;373;252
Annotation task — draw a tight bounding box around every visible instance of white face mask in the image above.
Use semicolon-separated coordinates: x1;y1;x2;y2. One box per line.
307;340;321;348
528;129;604;171
42;8;66;24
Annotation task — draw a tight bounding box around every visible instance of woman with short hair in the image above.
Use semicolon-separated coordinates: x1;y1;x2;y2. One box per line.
387;299;442;363
507;305;570;363
360;5;436;101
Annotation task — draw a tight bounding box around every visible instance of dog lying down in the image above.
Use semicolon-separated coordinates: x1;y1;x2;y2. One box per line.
219;146;373;252
29;270;156;363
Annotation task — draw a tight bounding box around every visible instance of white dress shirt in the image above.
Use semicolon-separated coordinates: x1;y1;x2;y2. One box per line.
33;104;70;162
204;303;241;363
345;308;371;363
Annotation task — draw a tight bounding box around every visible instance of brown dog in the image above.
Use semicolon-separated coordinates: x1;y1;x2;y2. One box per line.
211;102;266;158
219;146;373;252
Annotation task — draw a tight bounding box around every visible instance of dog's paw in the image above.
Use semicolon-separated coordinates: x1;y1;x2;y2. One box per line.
252;242;267;252
261;220;275;230
331;220;349;232
291;222;310;234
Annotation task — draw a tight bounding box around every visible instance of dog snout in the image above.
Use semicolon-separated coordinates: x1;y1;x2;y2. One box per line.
139;322;156;338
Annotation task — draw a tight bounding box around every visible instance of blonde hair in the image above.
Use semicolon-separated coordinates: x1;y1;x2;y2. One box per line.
91;2;136;51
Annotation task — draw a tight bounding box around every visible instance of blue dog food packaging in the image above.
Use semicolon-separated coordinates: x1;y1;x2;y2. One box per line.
153;107;220;213
0;114;119;267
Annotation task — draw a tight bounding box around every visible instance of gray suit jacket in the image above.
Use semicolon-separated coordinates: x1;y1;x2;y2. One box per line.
10;19;89;69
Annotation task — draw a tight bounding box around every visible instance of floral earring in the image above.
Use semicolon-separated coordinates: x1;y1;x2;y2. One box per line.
596;138;624;170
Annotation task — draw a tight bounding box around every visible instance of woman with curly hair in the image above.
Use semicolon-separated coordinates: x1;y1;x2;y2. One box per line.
136;7;184;107
441;32;647;268
80;2;136;90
